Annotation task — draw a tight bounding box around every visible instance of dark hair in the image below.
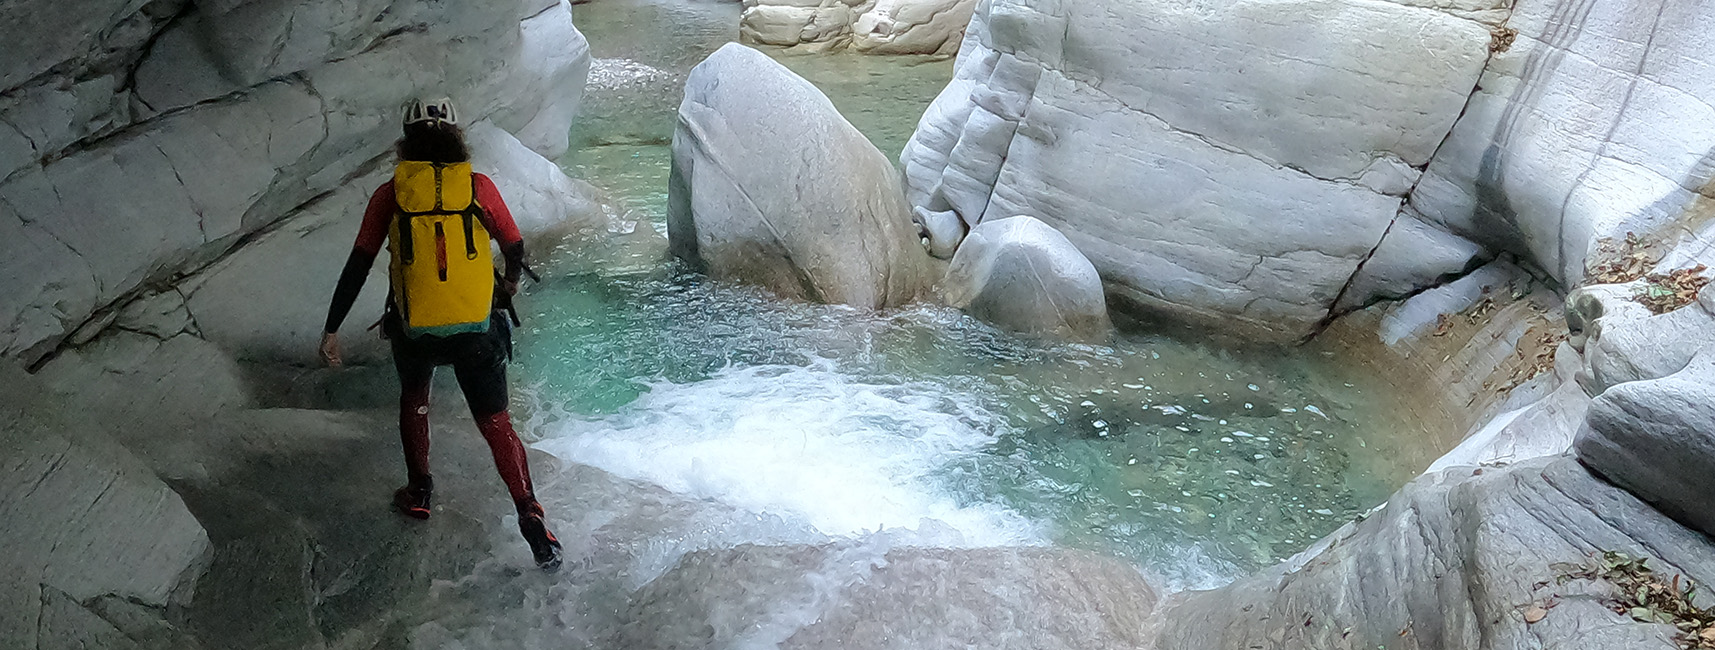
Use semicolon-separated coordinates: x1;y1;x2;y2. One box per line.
396;121;469;163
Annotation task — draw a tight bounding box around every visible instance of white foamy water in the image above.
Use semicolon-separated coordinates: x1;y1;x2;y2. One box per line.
534;360;1045;547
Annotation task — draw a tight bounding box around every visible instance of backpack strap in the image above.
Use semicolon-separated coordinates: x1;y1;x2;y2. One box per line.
395;212;415;264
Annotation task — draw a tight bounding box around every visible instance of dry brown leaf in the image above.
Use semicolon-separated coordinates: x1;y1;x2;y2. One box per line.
1524;606;1548;624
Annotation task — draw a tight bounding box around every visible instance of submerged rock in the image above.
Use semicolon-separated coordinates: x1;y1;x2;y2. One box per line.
668;44;935;309
942;216;1110;341
903;0;1492;340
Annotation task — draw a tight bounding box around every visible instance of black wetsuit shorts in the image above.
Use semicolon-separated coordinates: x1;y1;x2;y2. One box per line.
386;310;513;417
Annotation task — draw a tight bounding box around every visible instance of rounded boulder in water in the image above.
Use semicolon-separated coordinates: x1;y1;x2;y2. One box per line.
941;216;1111;342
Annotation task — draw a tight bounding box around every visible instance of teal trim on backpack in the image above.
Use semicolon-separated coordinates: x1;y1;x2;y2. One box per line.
403;318;492;339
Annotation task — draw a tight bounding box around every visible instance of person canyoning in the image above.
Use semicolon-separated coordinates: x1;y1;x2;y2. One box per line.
318;97;562;571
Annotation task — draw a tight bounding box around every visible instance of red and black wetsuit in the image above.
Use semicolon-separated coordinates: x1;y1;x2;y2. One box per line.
323;172;540;510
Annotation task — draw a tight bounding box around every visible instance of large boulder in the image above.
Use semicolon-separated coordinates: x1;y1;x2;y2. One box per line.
902;0;1495;340
667;44;936;309
941;216;1110;340
1408;0;1715;285
1577;349;1715;540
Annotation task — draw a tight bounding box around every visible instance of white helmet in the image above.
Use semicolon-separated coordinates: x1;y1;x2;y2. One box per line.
403;97;459;127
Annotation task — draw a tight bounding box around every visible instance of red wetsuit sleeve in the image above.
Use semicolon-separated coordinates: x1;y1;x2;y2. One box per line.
472;174;523;246
323;182;395;333
353;181;397;256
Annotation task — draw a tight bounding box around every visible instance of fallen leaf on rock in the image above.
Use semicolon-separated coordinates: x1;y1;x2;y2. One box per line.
1524;606;1548;624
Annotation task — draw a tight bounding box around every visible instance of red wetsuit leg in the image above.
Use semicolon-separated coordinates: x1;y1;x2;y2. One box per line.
475;411;535;505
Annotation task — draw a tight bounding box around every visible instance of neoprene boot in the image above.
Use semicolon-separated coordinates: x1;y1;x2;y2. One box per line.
517;499;563;572
394;474;433;520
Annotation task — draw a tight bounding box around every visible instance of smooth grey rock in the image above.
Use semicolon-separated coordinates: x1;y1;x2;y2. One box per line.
182;176;392;367
1409;0;1715;284
851;0;976;55
902;0;1492;339
0;0;595;362
613;544;1157;650
739;1;864;51
942;216;1110;340
488;0;593;159
741;0;977;54
1377;258;1527;345
0;425;209;646
1427;342;1591;472
1578;349;1715;540
466;121;604;238
668;44;935;309
914;205;966;259
1334;210;1485;313
0;80;324;360
0;0;149;91
1159;457;1706;650
36;586;140;650
1573;284;1715;395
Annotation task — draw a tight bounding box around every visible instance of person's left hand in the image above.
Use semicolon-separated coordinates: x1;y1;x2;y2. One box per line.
319;332;343;368
502;277;520;297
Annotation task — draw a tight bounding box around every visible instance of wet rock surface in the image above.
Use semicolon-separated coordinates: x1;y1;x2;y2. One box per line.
667;43;936;309
940;215;1110;341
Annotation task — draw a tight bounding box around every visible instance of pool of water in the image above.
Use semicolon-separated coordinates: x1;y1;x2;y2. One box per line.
402;0;1446;645
512;268;1414;587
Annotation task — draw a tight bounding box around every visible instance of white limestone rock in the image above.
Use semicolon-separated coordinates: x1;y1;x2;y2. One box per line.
0;0;594;362
741;0;974;54
1579;349;1715;540
1334;210;1486;313
1409;0;1715;285
182;177;393;367
902;0;1492;340
851;0;977;55
942;216;1110;340
668;44;935;309
1566;282;1715;395
487;0;593;159
739;0;865;51
1159;458;1710;650
0;81;324;359
466;120;604;237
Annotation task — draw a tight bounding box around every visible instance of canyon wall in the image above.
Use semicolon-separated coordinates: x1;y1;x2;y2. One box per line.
0;0;592;366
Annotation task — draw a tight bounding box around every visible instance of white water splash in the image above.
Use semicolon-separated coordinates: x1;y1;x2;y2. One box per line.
535;360;1045;547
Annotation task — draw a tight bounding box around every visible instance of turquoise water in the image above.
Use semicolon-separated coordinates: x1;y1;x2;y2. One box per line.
513;0;1430;592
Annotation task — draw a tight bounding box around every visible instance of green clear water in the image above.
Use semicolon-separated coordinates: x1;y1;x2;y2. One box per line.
524;0;1434;589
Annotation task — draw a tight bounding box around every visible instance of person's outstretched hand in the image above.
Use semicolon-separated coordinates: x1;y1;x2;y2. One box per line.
320;332;343;368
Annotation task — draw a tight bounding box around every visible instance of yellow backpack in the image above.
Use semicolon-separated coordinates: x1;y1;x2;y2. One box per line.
387;161;495;338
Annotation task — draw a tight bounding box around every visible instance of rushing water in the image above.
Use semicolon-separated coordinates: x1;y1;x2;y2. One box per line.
402;0;1443;646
